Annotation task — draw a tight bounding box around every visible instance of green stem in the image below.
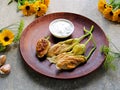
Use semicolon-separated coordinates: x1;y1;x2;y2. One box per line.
81;25;95;59
84;25;94;34
86;34;96;60
45;36;50;40
84;34;92;46
77;25;94;42
83;25;94;45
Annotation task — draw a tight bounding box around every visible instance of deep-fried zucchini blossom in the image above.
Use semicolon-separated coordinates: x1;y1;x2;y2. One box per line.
47;25;96;70
55;33;96;70
56;53;86;70
36;38;51;58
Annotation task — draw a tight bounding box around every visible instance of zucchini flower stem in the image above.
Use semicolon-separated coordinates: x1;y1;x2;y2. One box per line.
82;25;96;60
86;34;96;60
84;25;94;46
77;25;94;43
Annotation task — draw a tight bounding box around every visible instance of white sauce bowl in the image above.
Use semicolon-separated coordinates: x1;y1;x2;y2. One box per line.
49;19;74;38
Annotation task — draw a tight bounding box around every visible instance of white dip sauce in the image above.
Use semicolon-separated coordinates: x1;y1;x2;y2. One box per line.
49;19;74;38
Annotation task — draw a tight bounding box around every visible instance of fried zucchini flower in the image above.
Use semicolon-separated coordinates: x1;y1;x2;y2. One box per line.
56;33;96;70
36;38;51;58
56;53;86;70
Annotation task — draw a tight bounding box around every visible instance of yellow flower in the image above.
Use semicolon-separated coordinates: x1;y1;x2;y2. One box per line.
98;0;107;13
40;0;50;7
19;1;35;16
103;6;113;20
112;9;120;22
0;29;14;46
34;3;47;17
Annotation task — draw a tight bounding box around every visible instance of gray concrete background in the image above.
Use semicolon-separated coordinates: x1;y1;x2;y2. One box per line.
0;0;120;90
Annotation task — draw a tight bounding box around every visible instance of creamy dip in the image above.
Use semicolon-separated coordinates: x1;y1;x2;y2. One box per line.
49;19;74;38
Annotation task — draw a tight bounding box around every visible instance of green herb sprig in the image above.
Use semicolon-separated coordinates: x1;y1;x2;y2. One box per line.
13;20;24;43
101;43;120;71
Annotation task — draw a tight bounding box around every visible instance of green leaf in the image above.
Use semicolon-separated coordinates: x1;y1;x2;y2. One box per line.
13;20;24;43
109;0;120;10
109;0;115;4
0;45;6;52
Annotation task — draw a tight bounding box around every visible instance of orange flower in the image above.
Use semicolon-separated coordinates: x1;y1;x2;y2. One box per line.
112;9;120;22
98;0;107;13
103;6;113;21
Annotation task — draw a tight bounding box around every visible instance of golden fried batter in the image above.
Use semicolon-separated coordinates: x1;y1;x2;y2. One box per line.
36;38;51;58
47;52;86;70
55;53;86;70
47;39;79;57
47;43;69;57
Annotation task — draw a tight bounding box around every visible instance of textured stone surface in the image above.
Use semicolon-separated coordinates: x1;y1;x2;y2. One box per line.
0;0;120;90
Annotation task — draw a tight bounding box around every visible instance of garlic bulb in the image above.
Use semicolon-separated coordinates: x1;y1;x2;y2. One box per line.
0;64;11;74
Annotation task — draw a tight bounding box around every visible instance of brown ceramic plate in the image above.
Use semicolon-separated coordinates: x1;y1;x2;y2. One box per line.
20;12;108;79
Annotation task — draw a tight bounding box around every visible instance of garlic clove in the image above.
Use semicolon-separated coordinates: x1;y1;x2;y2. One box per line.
0;55;6;66
0;64;11;74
